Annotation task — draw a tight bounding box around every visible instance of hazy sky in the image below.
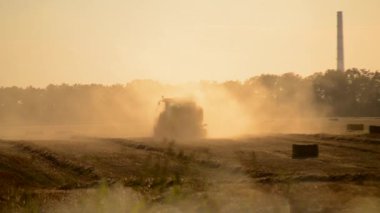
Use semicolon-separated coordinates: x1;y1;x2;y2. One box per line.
1;0;380;87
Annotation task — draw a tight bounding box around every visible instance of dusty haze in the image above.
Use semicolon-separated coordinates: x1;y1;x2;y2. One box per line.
0;77;330;139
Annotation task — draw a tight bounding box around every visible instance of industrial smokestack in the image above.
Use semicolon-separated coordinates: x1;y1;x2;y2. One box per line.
337;11;345;72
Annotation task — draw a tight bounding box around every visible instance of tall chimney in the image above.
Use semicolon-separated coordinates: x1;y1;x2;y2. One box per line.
337;11;345;72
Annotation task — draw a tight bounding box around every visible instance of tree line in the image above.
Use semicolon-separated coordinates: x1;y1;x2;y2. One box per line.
0;69;379;125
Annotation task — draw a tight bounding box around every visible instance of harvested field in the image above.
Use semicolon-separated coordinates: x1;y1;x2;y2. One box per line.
0;132;380;212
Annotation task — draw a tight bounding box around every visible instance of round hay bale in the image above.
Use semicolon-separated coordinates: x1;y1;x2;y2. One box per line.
292;144;319;159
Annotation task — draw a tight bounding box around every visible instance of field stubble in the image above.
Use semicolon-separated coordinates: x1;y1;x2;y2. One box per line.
0;132;380;212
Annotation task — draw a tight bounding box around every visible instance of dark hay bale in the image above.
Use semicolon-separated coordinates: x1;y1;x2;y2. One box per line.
369;125;380;134
292;144;319;159
346;124;364;131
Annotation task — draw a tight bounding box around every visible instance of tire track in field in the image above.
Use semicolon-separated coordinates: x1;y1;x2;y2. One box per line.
13;143;99;180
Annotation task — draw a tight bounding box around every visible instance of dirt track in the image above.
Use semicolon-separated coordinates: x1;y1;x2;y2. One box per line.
0;134;380;212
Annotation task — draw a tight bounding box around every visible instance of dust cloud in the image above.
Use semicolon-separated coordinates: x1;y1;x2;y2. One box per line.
0;77;332;139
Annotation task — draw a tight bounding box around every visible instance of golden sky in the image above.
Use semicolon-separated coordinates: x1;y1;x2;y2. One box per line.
1;0;380;87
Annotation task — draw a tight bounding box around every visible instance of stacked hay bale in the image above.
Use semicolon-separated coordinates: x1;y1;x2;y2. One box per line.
346;124;364;132
369;125;380;134
292;144;319;159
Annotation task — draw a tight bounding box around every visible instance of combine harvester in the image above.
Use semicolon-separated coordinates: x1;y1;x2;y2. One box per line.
154;97;206;140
